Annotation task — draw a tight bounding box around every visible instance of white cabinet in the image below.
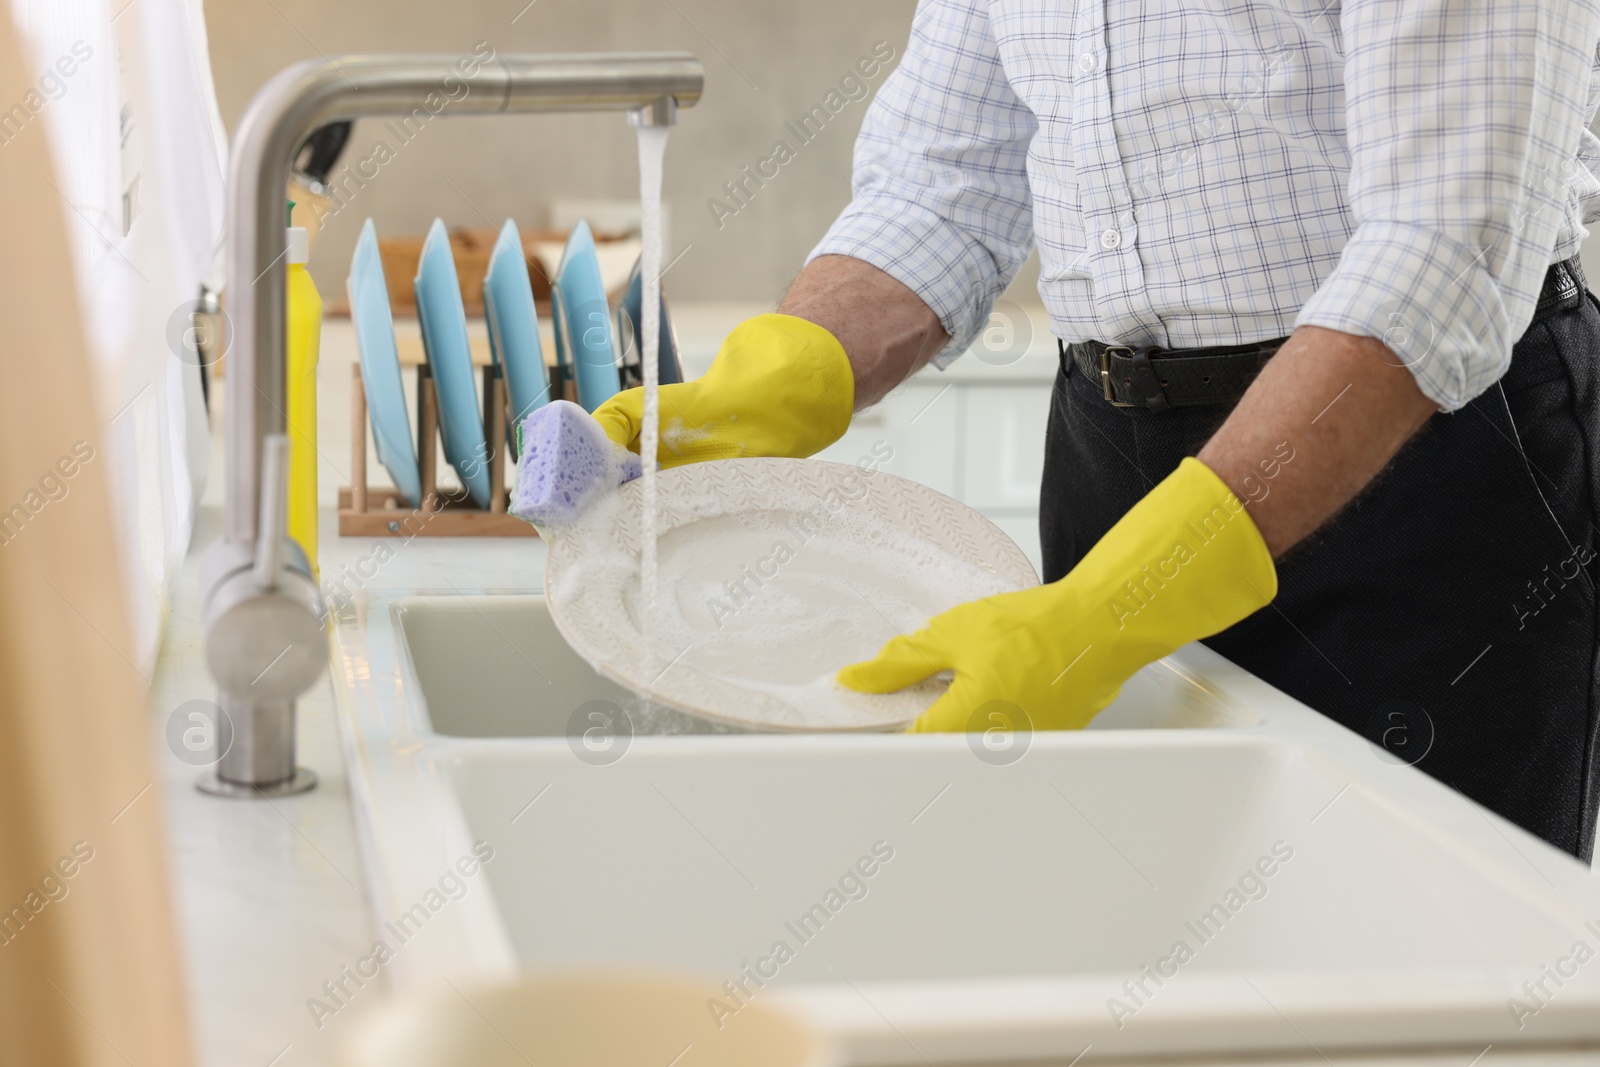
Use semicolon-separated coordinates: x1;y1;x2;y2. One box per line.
960;385;1051;510
815;381;960;498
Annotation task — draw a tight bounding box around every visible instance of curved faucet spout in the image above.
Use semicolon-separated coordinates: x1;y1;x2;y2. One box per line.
205;52;704;793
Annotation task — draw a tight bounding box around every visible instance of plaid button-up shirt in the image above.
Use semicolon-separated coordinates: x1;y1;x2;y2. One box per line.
810;0;1600;409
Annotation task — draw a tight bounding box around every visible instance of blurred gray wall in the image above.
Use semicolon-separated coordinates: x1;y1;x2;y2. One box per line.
204;0;922;302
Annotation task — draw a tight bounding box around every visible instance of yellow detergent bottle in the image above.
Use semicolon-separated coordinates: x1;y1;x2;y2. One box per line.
286;203;322;575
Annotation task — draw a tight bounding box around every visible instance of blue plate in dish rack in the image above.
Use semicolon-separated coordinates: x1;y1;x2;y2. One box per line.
551;220;620;412
482;219;552;456
347;219;421;507
414;219;491;508
617;252;683;388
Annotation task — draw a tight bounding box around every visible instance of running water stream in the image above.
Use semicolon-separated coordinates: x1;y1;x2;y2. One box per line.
636;125;668;639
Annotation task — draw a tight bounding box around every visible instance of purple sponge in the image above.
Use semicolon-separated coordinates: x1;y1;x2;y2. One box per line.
510;400;642;528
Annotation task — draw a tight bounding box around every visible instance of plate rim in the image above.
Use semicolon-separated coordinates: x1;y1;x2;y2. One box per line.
544;456;1040;732
553;220;619;412
415;218;491;507
348;219;422;506
483;218;550;439
618;253;682;386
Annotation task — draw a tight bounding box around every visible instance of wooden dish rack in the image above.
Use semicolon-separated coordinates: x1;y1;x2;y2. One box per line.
334;228;619;538
339;343;574;537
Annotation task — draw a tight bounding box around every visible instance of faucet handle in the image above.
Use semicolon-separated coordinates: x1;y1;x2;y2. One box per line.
201;429;321;796
254;433;289;592
201;428;324;704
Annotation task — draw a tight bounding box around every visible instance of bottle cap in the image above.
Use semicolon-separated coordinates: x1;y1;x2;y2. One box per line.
287;226;309;265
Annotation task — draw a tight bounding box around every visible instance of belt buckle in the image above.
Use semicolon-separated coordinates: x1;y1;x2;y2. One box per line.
1100;345;1136;407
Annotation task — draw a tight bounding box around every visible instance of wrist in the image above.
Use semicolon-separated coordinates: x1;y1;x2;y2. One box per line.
778;254;948;408
1073;457;1276;644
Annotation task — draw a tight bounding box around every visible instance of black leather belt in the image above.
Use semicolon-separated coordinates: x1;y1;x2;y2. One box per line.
1063;255;1589;411
1064;336;1281;411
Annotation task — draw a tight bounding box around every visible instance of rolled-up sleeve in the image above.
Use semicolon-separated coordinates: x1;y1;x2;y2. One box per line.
808;0;1038;366
1294;0;1600;411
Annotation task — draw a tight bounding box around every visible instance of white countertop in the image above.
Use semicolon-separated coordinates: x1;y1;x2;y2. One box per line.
154;303;1600;1067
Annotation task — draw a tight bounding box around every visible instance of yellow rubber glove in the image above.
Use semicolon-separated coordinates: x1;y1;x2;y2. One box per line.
594;313;854;467
838;457;1278;731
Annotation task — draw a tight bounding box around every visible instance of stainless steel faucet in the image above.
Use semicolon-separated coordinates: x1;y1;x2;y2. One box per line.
199;52;704;797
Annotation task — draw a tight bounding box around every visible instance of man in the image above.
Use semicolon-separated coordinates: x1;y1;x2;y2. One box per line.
597;0;1600;859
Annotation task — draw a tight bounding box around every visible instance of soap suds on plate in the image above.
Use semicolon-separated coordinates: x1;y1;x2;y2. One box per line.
547;477;1026;731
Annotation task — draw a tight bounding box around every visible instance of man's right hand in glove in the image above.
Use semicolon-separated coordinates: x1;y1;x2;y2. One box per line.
593;313;855;467
593;256;951;469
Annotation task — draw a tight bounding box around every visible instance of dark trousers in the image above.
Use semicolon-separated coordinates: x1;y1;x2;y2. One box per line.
1040;293;1600;861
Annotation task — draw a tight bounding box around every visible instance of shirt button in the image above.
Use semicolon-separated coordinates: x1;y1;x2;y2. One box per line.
1078;52;1097;73
1100;228;1122;250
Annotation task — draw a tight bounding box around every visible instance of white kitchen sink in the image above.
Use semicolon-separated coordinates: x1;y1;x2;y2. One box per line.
393;595;1257;736
330;591;1600;1064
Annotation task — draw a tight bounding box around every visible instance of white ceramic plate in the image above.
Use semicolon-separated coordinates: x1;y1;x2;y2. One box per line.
544;458;1038;731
